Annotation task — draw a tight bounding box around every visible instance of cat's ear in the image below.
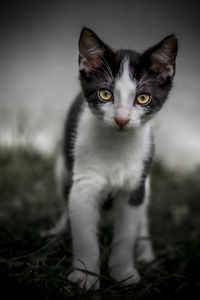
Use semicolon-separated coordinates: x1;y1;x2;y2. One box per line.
144;35;178;81
79;28;110;73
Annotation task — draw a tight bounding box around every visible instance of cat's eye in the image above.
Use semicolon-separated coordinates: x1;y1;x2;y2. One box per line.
98;89;113;101
136;93;151;105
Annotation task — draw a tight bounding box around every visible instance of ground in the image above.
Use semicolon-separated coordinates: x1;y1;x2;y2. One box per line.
0;146;200;300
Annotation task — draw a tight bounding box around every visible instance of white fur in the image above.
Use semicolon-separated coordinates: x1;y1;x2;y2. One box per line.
108;190;142;285
109;177;154;285
135;178;155;263
114;57;136;110
50;57;154;289
66;103;154;289
73;107;151;192
101;57;146;129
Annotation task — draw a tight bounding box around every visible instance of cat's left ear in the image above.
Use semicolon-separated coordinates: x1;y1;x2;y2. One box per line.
79;28;112;73
144;35;178;81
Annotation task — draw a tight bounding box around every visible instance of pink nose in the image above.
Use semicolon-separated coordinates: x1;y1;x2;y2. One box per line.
114;116;130;127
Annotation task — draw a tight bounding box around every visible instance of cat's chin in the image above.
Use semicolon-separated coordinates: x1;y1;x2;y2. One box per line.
112;124;139;133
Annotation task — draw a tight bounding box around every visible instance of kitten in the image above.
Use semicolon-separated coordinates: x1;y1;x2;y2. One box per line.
50;28;178;289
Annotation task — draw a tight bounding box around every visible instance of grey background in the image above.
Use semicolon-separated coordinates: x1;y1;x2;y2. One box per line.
0;0;199;172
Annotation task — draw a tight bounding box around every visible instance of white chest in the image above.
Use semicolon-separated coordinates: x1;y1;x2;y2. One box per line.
73;107;151;192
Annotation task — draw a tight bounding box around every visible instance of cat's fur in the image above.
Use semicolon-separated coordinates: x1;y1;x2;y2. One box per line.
47;28;178;289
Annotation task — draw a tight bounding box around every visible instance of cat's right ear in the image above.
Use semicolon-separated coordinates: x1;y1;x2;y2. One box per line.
143;35;178;82
79;28;110;73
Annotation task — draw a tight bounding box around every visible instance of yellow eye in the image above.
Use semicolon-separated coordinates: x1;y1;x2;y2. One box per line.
98;89;113;101
136;94;151;105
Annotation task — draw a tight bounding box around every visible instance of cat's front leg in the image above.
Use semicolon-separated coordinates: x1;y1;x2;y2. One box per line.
109;191;142;285
136;178;155;263
67;175;105;290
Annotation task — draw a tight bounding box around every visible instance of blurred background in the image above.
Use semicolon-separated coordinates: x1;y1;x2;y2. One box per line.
0;0;199;172
1;2;200;298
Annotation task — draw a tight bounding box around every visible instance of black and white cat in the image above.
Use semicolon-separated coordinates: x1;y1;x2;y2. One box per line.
49;28;178;289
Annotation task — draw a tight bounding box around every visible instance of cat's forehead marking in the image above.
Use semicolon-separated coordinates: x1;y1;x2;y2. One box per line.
114;56;136;104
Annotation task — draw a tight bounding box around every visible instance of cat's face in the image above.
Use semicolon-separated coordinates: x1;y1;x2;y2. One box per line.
79;28;178;131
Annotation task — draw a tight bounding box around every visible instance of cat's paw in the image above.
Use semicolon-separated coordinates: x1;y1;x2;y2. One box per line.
110;266;141;286
67;270;99;290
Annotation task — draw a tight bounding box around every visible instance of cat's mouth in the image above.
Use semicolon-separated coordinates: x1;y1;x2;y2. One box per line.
113;120;141;132
114;124;133;132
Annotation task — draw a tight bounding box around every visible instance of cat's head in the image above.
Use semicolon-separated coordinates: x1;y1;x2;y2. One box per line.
79;28;178;130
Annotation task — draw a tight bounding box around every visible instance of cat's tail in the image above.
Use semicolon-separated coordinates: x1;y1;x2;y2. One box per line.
41;149;69;237
40;209;68;237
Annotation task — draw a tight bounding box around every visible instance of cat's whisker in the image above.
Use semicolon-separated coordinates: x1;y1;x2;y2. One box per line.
97;68;112;83
97;64;113;84
100;55;114;81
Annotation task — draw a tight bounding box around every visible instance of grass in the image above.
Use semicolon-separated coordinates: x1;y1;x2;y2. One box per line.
0;146;200;299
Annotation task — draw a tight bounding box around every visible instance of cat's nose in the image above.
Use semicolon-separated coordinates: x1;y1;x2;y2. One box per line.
114;116;130;127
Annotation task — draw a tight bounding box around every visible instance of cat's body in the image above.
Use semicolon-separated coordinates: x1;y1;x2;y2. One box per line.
48;28;178;289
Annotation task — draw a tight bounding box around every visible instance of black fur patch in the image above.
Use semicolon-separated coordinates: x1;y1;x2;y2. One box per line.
79;28;177;123
63;93;84;171
129;135;155;206
129;181;145;206
102;193;114;210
